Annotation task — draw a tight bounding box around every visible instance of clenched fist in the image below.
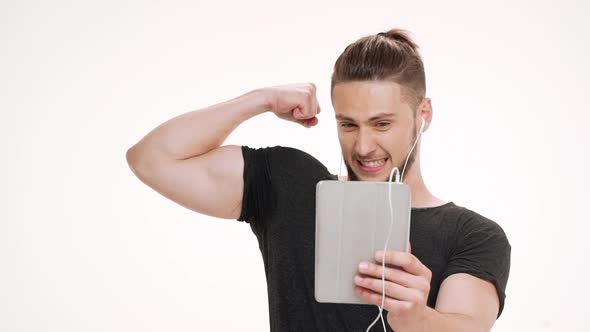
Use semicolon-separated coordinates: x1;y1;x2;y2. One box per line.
262;82;322;128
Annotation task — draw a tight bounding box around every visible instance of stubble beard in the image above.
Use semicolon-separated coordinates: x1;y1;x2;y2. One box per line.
343;121;418;182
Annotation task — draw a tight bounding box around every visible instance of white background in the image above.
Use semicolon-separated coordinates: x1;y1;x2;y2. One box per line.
2;0;589;331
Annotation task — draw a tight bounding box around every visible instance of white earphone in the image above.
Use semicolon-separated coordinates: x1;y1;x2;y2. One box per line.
399;116;425;183
419;116;425;134
365;115;426;332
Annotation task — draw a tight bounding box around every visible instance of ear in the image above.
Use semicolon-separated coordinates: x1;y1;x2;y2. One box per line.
417;98;433;132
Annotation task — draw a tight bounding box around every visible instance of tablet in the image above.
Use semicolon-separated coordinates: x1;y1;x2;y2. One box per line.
314;180;411;305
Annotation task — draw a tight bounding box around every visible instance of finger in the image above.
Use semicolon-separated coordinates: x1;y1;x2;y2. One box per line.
358;261;430;291
304;117;318;127
354;274;424;303
311;95;320;116
297;117;317;128
354;286;409;313
295;106;317;121
408;241;412;254
297;119;310;127
375;250;431;279
293;107;305;119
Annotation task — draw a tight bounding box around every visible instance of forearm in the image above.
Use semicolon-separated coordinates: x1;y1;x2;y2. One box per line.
410;307;487;332
127;88;270;162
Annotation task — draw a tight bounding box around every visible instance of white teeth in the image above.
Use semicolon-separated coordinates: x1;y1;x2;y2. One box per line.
359;158;387;168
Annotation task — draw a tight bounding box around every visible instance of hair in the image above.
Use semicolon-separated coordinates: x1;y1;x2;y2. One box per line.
330;28;426;113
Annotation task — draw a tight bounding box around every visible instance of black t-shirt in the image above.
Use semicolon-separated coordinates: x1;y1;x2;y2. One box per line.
237;145;511;332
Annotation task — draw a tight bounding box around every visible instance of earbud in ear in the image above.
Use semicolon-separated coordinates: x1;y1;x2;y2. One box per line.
419;117;426;134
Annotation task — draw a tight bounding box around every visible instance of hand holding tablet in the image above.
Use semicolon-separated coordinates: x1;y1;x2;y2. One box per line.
314;180;411;305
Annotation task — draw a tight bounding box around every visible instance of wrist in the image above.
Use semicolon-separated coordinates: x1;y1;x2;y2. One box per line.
223;88;273;122
248;88;274;114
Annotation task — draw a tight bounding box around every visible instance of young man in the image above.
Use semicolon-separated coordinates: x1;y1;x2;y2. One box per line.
127;29;511;331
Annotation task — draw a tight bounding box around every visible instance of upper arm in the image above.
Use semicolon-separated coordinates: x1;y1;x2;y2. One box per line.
435;273;499;331
437;212;511;321
127;144;245;219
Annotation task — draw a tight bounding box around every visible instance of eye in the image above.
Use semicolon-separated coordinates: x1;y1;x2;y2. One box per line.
340;123;357;128
376;122;390;128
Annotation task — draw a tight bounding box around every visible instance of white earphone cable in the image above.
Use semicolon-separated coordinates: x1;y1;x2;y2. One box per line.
400;118;425;183
364;166;399;332
339;152;344;181
335;118;425;331
365;117;424;332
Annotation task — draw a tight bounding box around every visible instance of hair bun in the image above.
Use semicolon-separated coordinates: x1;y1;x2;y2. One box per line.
376;29;419;52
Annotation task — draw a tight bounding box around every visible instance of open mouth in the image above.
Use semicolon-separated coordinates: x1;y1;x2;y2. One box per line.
356;157;388;173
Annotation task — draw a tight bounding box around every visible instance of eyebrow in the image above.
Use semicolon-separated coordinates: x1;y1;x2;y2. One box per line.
335;112;396;122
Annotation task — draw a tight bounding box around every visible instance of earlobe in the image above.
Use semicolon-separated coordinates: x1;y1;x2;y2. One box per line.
419;98;432;133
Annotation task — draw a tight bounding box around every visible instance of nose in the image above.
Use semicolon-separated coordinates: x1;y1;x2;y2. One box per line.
354;128;378;158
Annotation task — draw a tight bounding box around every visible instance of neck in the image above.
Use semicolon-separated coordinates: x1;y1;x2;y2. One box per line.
398;154;446;208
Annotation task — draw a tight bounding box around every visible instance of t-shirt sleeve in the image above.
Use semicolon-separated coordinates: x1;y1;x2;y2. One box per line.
236;145;278;225
440;214;511;318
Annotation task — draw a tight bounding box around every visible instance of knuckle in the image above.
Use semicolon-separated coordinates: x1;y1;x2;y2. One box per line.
385;269;394;281
372;279;382;291
390;305;402;316
373;262;383;273
422;280;431;293
401;301;414;312
378;250;392;261
414;293;425;304
385;297;396;311
391;268;402;280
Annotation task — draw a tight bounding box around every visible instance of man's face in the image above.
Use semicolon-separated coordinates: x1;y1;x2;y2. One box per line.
332;80;419;182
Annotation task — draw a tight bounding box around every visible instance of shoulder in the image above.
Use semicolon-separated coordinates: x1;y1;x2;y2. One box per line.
441;203;511;255
425;202;510;251
430;203;506;235
453;204;508;239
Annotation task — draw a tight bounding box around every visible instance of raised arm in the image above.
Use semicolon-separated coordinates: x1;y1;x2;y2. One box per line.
125;84;320;219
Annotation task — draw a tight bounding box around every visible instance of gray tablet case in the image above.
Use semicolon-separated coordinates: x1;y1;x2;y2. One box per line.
314;180;411;304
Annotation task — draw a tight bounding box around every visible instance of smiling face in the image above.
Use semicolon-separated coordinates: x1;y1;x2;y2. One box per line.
332;80;423;182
